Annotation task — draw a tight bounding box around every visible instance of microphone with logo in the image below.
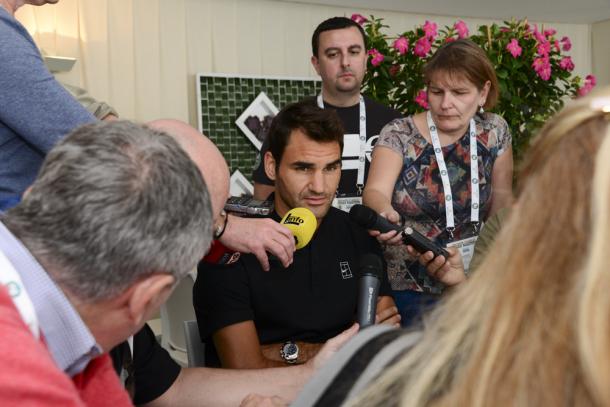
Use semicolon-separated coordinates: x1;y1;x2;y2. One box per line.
356;253;383;329
280;207;317;250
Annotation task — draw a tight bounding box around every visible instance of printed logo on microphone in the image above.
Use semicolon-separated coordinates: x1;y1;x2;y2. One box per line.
368;287;373;294
339;261;352;279
283;214;305;226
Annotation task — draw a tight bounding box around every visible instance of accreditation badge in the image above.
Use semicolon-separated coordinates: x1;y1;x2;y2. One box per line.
332;196;362;213
446;236;478;272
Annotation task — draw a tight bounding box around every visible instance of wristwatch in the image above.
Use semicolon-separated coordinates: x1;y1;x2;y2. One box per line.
280;341;299;364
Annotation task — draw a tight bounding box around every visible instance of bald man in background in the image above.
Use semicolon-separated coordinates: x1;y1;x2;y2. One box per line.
109;119;355;407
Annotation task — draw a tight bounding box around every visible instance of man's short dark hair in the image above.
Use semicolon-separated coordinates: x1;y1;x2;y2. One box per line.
267;99;344;166
311;16;367;57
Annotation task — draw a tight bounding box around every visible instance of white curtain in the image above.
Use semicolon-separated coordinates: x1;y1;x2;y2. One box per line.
16;0;593;125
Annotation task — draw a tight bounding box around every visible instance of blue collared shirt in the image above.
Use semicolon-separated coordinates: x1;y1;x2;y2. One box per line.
0;221;101;376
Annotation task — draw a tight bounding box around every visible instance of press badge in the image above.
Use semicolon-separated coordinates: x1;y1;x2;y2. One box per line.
333;196;362;213
446;236;478;272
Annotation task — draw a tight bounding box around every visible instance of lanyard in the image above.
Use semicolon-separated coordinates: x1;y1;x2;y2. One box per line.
317;94;367;195
0;248;40;339
426;111;479;236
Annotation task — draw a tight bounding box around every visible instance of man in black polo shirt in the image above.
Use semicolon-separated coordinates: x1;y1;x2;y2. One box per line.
108;119;357;406
194;101;400;369
252;16;402;212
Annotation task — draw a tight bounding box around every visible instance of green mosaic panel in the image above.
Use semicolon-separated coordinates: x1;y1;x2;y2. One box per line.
199;75;321;181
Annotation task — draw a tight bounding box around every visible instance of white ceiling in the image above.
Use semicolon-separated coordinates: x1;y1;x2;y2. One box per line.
279;0;610;24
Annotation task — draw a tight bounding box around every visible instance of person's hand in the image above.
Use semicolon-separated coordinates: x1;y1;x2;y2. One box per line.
406;246;466;287
240;394;288;407
375;305;401;327
368;209;403;246
219;215;295;271
309;323;359;372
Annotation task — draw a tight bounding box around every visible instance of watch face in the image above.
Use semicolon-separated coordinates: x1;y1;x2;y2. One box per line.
284;343;297;356
282;341;298;362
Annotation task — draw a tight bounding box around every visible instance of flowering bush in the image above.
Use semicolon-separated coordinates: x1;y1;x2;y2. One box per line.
352;14;596;162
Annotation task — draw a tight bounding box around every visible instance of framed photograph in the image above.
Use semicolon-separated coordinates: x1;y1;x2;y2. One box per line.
235;92;279;150
197;73;321;183
230;169;254;196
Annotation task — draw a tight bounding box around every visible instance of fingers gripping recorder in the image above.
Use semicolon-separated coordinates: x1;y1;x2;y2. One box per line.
280;207;317;250
349;204;449;258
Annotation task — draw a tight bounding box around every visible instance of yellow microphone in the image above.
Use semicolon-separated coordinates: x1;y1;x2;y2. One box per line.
280;207;317;250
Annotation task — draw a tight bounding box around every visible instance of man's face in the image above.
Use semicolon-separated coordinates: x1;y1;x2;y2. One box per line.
265;129;341;223
311;26;367;96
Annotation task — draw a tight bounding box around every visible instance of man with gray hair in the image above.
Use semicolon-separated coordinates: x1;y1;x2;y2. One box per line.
0;119;356;406
0;120;213;406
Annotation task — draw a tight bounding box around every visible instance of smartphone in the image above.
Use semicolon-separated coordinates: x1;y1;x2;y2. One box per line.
402;227;450;258
224;196;274;216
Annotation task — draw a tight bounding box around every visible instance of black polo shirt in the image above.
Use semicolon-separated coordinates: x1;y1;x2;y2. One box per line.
193;207;392;367
252;95;402;198
110;324;181;405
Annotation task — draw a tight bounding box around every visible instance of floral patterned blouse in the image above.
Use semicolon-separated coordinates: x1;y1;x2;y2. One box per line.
376;112;511;293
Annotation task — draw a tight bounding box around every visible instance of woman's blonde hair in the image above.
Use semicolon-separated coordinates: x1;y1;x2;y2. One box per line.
350;86;610;407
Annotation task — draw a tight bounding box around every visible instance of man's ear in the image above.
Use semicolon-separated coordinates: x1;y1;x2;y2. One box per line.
311;55;321;76
264;151;277;182
126;274;176;327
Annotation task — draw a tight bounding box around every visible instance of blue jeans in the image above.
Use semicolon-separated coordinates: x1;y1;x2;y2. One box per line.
392;290;440;328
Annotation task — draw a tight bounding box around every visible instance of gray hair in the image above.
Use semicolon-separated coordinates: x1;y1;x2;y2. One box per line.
2;120;213;301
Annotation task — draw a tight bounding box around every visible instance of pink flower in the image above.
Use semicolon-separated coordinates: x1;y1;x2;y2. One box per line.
445;37;456;43
423;20;438;40
543;28;557;37
389;64;400;77
500;27;511;33
532;25;546;43
559;56;574;71
413;37;432;57
414;90;429;109
368;48;384;66
578;75;596;96
537;40;551;56
561;36;572;51
350;14;367;25
506;39;522;58
577;75;596;97
454;20;469;38
532;56;551;81
393;36;409;55
554;40;560;52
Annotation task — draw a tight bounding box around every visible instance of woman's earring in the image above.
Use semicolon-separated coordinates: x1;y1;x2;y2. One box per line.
479;104;484;114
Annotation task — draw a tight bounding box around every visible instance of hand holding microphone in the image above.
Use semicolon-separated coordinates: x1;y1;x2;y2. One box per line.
349;204;449;259
279;207;317;250
265;207;317;270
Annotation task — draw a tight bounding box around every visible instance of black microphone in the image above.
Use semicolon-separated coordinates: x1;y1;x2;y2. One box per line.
349;204;450;258
349;204;402;234
356;253;383;329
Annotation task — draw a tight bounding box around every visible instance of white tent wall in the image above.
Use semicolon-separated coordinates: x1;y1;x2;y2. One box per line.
592;18;610;87
16;0;595;126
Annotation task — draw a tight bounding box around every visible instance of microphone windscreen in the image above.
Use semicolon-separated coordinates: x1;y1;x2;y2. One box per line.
349;204;378;229
358;253;383;278
280;207;317;250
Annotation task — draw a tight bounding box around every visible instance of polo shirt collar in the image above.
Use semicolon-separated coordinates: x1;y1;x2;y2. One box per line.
0;221;101;376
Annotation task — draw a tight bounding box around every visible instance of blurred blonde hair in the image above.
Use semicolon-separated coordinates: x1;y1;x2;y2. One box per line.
349;86;610;407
